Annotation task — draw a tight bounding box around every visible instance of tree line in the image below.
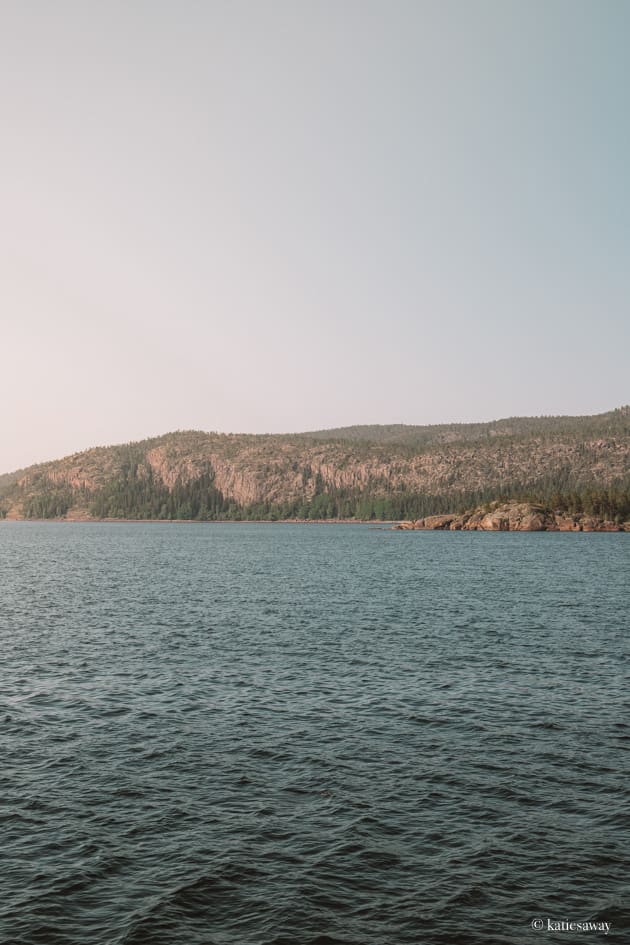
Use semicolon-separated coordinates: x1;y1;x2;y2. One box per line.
7;468;630;523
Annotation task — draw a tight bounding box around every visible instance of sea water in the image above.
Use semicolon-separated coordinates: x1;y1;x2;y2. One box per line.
1;523;628;944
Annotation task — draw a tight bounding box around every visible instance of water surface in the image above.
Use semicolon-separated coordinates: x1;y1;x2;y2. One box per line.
1;523;628;944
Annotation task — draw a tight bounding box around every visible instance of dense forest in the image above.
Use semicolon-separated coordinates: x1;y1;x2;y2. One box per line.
3;468;629;524
124;476;628;522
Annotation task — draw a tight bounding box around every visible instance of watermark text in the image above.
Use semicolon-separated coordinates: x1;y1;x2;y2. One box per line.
531;918;611;935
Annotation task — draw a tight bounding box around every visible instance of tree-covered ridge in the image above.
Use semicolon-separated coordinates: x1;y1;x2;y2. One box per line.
300;406;630;447
0;467;27;490
1;407;629;522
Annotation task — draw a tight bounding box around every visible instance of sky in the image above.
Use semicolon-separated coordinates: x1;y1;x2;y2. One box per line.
1;0;629;472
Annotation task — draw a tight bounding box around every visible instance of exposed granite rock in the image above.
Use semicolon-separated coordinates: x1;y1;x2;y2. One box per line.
555;515;583;532
458;511;483;530
474;503;557;531
394;502;626;532
422;514;460;530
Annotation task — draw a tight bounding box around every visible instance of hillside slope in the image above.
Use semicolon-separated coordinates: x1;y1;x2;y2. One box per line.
1;407;629;521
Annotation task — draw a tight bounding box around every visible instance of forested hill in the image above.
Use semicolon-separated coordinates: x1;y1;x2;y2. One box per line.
1;407;630;522
299;408;630;447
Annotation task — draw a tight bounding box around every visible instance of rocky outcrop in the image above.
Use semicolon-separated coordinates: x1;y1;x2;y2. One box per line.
474;503;557;531
422;514;461;530
394;503;630;532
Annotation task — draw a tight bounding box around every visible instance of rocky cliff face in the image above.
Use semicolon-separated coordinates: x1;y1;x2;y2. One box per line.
1;409;629;520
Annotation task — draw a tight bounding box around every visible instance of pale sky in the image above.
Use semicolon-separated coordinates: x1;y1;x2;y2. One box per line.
1;0;628;472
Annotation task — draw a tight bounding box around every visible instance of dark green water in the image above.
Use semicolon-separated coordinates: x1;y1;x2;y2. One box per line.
1;523;628;944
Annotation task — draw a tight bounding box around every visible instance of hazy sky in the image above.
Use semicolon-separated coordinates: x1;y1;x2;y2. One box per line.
2;1;628;471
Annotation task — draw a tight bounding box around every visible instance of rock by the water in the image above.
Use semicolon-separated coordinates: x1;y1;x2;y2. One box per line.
393;502;627;532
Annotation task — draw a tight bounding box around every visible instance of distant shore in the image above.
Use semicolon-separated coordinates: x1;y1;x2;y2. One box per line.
0;516;384;525
1;506;628;531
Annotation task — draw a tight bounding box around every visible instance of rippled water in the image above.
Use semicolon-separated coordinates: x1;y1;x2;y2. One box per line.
1;523;628;944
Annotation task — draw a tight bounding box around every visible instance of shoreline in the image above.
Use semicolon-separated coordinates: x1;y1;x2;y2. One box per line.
2;501;628;531
1;515;628;531
0;516;386;525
